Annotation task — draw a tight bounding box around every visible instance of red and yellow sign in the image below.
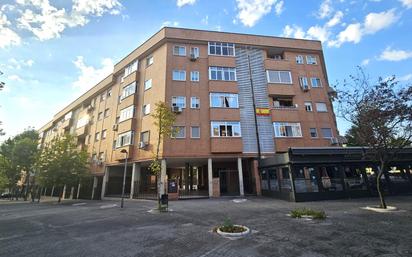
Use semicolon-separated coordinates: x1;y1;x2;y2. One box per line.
255;108;271;116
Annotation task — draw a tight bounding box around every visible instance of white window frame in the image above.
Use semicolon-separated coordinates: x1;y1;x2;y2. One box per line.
171;96;186;108
304;102;313;112
190;126;200;138
95;132;100;141
171;126;186;138
299;76;310;89
143;104;151;115
208;42;235;56
321;128;333;138
102;129;107;139
190;97;200;109
266;70;293;84
316;102;328;112
172;70;186;81
140;131;150;144
146;56;153;67
116;131;133;148
144;79;152;90
306;55;317;65
119;105;134;123
296;55;304;64
173;45;186;56
120;82;136;100
273;122;303;138
208;66;237;81
210;121;242;137
210;93;239;108
311;77;322;88
190;71;199;82
124;60;138;78
190;47;199;58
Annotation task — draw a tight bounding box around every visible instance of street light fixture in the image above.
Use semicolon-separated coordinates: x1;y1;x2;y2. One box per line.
120;149;128;208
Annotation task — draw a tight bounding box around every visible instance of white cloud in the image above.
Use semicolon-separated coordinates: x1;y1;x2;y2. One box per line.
398;73;412;81
378;47;412;61
16;0;122;41
363;9;398;34
399;0;412;9
235;0;283;27
161;21;180;28
0;10;21;48
326;11;344;27
361;59;370;66
307;25;329;42
72;56;114;96
176;0;196;7
282;24;306;39
274;1;284;16
328;23;362;47
201;15;208;25
7;58;34;69
7;75;24;82
318;0;334;19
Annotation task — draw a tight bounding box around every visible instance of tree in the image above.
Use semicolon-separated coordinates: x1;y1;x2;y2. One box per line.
149;102;176;203
0;70;6;136
337;67;412;208
35;134;88;202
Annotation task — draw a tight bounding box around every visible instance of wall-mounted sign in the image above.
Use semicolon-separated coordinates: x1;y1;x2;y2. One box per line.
256;108;271;116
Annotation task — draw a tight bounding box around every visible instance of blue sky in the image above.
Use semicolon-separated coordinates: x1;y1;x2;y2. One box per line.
0;0;412;141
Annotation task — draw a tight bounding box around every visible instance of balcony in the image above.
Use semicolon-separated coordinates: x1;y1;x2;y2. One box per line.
113;145;133;161
121;70;139;86
211;138;242;153
61;118;72;129
75;125;88;138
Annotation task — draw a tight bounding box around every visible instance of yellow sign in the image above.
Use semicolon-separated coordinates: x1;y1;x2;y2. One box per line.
256;108;271;116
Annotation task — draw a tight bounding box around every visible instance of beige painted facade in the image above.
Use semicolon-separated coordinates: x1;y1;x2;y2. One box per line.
38;28;339;198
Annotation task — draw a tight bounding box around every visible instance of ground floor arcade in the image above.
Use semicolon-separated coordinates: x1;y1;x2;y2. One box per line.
99;157;261;200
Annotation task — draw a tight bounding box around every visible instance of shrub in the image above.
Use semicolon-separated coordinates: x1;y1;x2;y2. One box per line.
290;208;326;220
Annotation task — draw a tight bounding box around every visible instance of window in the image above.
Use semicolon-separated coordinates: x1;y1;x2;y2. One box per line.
146;56;153;67
100;92;106;102
116;131;133;148
173;45;186;56
104;108;110;118
321;128;333;138
316;102;328;112
273;96;295;109
210;93;238;108
191;126;200;138
144;79;152;90
143;104;151;115
120;82;136;100
124;60;138;78
107;88;112;97
304;102;313;112
208;42;235;56
140;131;150;144
211;121;241;137
306;55;317;65
311;77;322;87
273;122;302;137
172;96;186;108
190;97;200;109
266;70;292;84
76;117;88;128
102;129;107;139
172;126;186;138
209;66;236;81
191;71;199;82
98;152;105;161
296;55;304;64
172;70;186;81
98;112;103;120
64;111;72;121
119;105;134;122
190;47;199;58
310;128;318;138
299;77;310;90
95;132;100;141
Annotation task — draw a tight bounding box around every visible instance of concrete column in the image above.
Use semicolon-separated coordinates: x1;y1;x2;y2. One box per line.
252;159;262;196
91;176;98;200
51;186;55;197
69;186;74;199
62;185;66;200
101;167;109;199
160;159;167;195
76;183;81;199
130;163;140;199
208;158;213;197
238;157;245;197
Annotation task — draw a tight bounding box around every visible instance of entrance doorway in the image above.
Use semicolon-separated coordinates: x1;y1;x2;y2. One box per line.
219;169;239;196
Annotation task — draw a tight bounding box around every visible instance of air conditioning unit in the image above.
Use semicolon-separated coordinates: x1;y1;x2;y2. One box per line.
294;104;299;108
171;106;182;113
87;105;94;112
330;137;339;145
112;124;118;131
301;85;310;92
96;160;104;166
190;53;198;61
138;141;148;149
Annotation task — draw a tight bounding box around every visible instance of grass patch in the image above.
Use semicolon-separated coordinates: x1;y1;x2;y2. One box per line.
290;208;326;220
217;218;247;233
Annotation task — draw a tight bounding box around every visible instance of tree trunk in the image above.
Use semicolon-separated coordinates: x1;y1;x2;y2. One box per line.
58;187;62;203
376;163;387;209
37;187;41;203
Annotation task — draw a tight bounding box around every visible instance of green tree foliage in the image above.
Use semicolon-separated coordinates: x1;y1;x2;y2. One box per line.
338;67;412;208
35;134;89;202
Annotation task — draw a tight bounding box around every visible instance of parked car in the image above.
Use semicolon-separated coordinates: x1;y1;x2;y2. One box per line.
1;192;12;199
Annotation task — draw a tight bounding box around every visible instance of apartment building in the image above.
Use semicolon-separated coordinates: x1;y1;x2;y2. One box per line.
38;27;339;200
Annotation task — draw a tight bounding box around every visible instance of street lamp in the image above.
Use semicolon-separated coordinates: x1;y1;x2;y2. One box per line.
120;149;128;208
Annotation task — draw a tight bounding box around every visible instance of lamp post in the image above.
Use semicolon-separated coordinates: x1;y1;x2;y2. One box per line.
120;149;128;208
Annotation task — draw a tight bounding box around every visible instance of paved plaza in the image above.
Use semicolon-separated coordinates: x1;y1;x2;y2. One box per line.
0;196;411;257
